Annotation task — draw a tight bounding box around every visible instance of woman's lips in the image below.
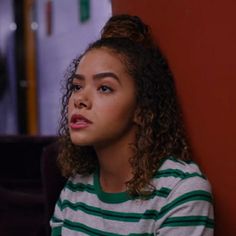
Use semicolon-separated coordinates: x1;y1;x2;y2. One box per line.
70;114;92;129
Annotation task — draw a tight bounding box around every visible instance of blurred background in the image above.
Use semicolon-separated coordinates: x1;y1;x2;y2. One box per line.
0;0;112;135
0;2;112;235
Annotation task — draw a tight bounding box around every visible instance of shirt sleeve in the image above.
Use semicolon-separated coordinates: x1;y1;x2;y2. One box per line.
50;187;66;236
156;176;214;236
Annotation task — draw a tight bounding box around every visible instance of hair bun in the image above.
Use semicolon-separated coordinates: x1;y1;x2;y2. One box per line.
101;14;154;48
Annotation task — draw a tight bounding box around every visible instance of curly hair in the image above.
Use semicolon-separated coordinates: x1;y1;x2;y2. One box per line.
101;14;155;48
57;36;191;197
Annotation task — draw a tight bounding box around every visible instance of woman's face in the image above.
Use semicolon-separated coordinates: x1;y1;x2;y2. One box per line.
68;48;137;149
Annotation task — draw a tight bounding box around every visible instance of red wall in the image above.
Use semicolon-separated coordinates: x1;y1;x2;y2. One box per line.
112;1;236;235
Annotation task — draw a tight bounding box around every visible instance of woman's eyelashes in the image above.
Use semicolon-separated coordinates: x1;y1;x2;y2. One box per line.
98;85;113;94
71;84;82;92
70;83;114;94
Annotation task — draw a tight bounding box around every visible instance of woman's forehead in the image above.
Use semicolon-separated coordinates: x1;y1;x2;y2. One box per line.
76;48;126;73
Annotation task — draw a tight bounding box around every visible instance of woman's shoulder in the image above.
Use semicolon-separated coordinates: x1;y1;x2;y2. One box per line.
68;172;94;184
67;172;94;187
158;156;206;177
152;156;212;195
153;157;214;234
61;172;95;194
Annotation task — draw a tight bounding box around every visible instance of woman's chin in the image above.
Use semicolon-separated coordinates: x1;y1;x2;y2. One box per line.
69;134;90;146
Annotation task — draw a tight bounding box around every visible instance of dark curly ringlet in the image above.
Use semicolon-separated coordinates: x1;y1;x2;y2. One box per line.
58;15;191;197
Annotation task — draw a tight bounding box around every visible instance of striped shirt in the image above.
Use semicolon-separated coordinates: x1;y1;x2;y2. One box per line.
50;157;214;235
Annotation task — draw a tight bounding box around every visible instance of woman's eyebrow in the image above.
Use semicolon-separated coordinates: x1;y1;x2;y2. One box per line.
73;72;121;84
73;74;84;81
93;72;121;84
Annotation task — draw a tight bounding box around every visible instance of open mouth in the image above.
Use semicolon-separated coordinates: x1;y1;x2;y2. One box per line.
70;114;92;129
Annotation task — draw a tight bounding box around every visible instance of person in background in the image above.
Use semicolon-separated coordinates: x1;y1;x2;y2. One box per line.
50;14;214;235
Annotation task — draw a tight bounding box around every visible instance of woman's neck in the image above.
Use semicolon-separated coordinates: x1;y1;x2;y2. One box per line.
94;130;136;193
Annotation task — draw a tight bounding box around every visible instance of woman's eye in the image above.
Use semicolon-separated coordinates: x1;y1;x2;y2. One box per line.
98;85;113;93
71;84;82;92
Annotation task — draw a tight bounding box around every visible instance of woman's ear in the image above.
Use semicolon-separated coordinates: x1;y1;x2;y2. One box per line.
133;107;143;126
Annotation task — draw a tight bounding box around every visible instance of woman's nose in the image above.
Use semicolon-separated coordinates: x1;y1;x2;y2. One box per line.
73;93;92;109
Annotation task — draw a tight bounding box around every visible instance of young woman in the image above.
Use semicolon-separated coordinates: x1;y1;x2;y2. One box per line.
50;14;214;235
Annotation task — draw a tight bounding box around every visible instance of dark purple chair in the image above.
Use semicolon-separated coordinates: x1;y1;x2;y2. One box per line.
0;135;58;236
40;141;67;236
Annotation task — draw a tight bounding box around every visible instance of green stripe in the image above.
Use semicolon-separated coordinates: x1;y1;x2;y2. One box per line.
155;169;206;180
66;180;95;193
51;215;62;223
59;190;212;223
154;187;171;198
147;187;172;199
60;200;159;222
161;216;214;228
60;190;212;223
158;190;213;219
165;157;186;165
64;219;154;236
51;225;61;236
56;197;63;210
